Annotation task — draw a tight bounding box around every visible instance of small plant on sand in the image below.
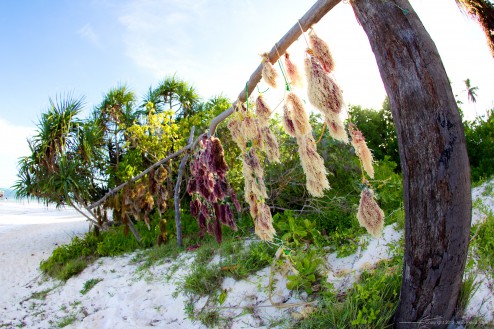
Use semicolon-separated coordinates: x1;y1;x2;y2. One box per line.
293;245;403;328
80;278;103;295
57;314;77;328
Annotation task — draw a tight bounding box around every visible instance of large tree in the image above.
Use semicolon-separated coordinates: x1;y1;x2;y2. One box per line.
351;0;472;327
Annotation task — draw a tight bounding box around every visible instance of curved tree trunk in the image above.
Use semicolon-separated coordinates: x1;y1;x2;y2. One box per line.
351;0;472;327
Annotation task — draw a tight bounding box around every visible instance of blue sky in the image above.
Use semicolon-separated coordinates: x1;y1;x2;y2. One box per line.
1;0;493;188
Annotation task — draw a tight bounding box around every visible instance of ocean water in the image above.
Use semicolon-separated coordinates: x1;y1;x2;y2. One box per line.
0;194;84;234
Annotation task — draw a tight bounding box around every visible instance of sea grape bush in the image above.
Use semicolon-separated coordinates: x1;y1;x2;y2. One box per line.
187;135;241;243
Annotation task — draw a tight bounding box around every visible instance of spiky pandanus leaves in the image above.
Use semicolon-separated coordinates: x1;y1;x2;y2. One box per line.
297;134;331;197
357;187;384;238
261;53;279;88
284;52;303;88
349;123;374;179
187;136;239;243
456;0;494;57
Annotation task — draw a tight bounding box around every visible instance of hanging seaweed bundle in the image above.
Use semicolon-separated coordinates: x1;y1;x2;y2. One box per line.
279;91;330;197
305;31;349;143
357;187;384;238
284;92;312;136
305;55;344;118
242;148;276;241
297;134;330;197
226;102;277;241
349;123;374;179
261;53;279;88
325;116;349;143
187;135;240;243
255;94;272;123
308;29;335;73
284;52;303;88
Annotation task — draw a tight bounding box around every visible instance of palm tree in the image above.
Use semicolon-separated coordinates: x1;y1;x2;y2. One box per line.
14;95;103;227
464;78;479;103
96;85;137;185
455;0;494;57
153;75;200;119
31;96;83;173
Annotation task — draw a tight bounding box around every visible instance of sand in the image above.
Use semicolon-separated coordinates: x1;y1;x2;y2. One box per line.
0;182;493;328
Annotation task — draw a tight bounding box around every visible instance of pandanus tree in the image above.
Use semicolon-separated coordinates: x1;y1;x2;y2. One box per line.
14;96;102;227
95;85;137;187
153;75;200;119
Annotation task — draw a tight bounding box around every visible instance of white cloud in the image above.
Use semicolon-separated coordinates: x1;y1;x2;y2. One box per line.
78;23;101;47
0;118;34;188
113;0;493;115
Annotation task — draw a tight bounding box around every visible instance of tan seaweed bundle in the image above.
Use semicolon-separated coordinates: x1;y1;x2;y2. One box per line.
325;116;349;143
305;55;343;117
256;94;272;123
284;52;303;88
240;112;261;142
242;149;275;241
255;202;276;241
357;187;384;238
261;53;278;88
284;92;311;137
260;126;280;163
227;115;247;152
308;29;335;73
282;104;297;138
297;134;330;197
349;123;374;179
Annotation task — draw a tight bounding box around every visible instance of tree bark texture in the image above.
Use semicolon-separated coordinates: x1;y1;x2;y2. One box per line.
351;1;471;327
174;127;195;248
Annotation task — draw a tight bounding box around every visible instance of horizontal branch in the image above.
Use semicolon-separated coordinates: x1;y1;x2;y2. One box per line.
207;0;341;136
89;147;189;209
89;0;340;209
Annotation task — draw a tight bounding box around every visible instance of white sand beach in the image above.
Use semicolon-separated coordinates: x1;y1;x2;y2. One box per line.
0;184;493;328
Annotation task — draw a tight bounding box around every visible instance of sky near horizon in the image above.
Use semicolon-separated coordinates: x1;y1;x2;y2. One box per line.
1;0;493;188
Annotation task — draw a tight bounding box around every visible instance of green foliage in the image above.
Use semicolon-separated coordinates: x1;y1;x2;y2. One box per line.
274;211;324;248
30;287;57;300
464;110;494;182
80;278;103;295
286;248;323;294
456;272;480;318
347;98;399;167
470;204;494;276
95;219;156;256
40;215;162;280
294;256;403;329
57;314;77;328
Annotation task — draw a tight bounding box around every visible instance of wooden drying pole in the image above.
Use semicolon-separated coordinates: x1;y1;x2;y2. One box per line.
174;127;195;247
207;0;341;137
89;0;341;210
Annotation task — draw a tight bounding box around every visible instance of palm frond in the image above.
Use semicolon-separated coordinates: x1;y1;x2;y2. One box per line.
456;0;494;57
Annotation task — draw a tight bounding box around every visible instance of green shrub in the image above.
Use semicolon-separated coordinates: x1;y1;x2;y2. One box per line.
294;255;402;328
80;278;103;295
464;110;494;182
286;248;324;294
